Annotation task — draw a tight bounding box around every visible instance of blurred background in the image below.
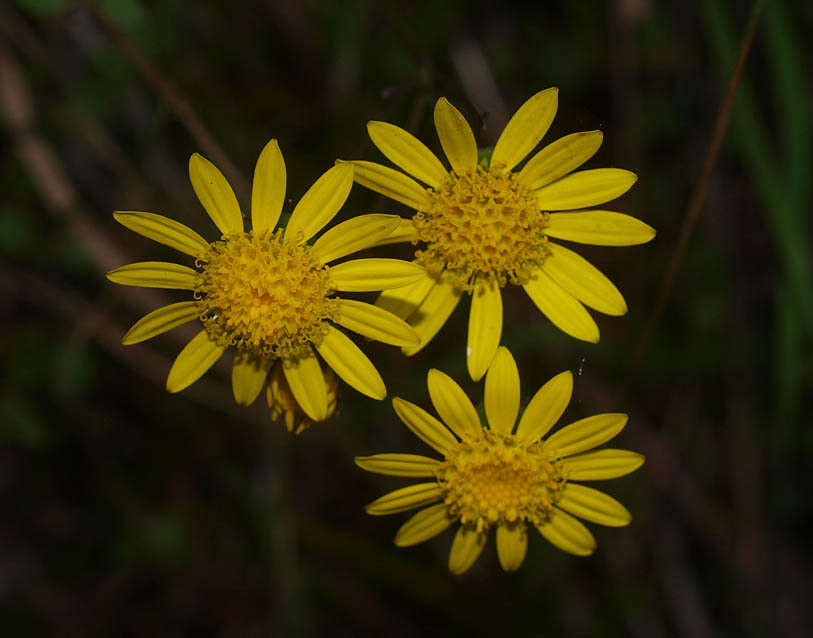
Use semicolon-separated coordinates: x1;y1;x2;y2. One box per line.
1;0;811;635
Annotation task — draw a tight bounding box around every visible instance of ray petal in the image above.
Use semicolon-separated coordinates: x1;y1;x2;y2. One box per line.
329;259;426;292
122;301;200;345
427;368;481;439
394;503;453;547
562;449;645;480
557;484;632;527
189;153;243;235
496;523;528;571
250;139;286;234
545;413;629;457
342;160;431;210
365;483;443;515
522;268;600;343
545;210;656;246
113;211;209;257
367;121;447;188
518;131;603;190
282;349;328;421
315;325;386;400
448;526;487;575
402;279;463;356
311;214;402;264
466;278;502;382
106;261;197;290
355;453;441;477
536;507;596;556
491;87;558;171
392;397;458;455
231;353;271;406
376;272;435;320
434;97;478;172
536;168;637;211
285;164;354;243
484;346;520;435
166;330;225;393
515;371;573;444
335;299;419;347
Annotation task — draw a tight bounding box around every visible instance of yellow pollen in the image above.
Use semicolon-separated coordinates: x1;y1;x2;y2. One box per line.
413;165;550;291
194;230;337;359
437;431;566;532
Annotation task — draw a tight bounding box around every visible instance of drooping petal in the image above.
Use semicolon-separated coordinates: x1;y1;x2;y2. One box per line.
367;121;447;188
536;168;637;211
545;210;656;246
448;526;487;575
402;280;463;356
434;97;478;172
189;153;243;235
484;346;520;434
376;272;435;320
315;325;386;400
250;139;286;234
342;160;431;210
354;453;441;477
231;353;271;406
282;349;328;422
466;278;502;382
518;131;603;190
557;484;632;527
427;369;481;439
491;87;558;172
536;508;596;556
365;483;443;515
311;214;402;264
562;449;644;480
335;299;419;347
394;503;453;547
113;211;209;257
166;330;225;393
122;301;200;345
392;397;458;455
285;164;354;243
515;371;573;444
106;261;197;290
329;258;426;292
522;268;599;343
542;243;627;316
545;413;628;457
496;523;528;571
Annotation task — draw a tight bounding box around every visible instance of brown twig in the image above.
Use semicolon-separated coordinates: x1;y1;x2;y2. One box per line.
628;0;766;383
77;0;250;201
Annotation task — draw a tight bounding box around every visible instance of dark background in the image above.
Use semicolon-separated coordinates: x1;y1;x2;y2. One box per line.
1;0;811;635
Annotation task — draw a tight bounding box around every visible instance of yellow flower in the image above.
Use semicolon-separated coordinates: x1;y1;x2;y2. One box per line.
108;140;423;421
345;88;655;380
356;346;643;575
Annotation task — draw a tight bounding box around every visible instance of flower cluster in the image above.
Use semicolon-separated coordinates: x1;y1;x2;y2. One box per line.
108;88;652;573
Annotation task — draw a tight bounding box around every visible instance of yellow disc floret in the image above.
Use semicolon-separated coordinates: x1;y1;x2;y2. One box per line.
438;431;566;533
194;230;338;359
413;165;549;291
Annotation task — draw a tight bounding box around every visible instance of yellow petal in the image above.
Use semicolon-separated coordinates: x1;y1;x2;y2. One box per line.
545;210;656;246
329;258;426;292
231;353;271;406
166;330;225;393
484;346;520;435
448;526;487;575
189;153;243;235
536;508;596;556
251;139;286;234
545;413;628;457
563;449;645;480
522;268;599;343
122;301;200;345
536;168;637;211
367;121;447;188
376;218;419;245
518;131;604;190
427;369;481;439
392;397;458;455
515;371;573;444
394;503;453;547
402;279;463;356
341;160;430;210
106;261;197;290
557;484;632;527
434;97;477;172
542;243;627;316
466;278;502;381
315;325;386;400
376;272;435;320
365;483;443;515
311;214;402;264
282;350;328;421
113;211;209;257
355;453;441;477
496;523;528;571
491;87;558;171
286;164;353;243
335;299;419;347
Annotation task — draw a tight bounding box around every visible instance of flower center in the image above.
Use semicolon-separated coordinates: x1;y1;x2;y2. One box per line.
413;166;550;291
193;230;337;359
438;431;566;532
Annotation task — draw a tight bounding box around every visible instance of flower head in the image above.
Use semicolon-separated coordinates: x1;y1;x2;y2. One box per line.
346;88;655;380
356;346;643;575
108;140;423;421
